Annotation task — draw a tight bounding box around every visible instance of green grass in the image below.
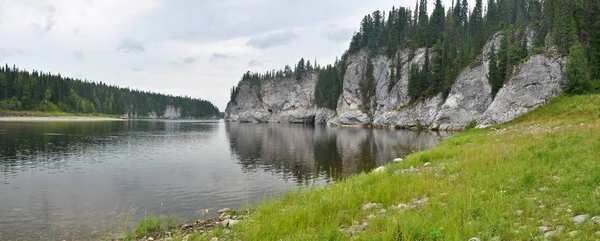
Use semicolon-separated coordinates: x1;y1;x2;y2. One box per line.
128;94;600;240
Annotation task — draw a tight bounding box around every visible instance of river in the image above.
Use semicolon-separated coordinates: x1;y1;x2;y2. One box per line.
0;120;452;240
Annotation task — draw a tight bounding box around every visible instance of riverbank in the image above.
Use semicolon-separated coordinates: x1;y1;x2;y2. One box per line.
122;94;600;240
0;116;124;122
0;110;123;122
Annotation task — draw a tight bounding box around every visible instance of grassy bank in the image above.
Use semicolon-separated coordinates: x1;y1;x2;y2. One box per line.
126;95;600;240
0;110;121;118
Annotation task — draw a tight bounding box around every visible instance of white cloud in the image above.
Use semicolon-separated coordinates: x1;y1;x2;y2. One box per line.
0;0;463;110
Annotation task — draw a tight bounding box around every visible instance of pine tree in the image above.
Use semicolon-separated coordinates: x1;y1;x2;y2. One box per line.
432;41;445;93
430;0;445;44
416;0;430;46
0;73;6;100
408;63;422;100
488;44;503;97
590;11;600;80
553;0;576;53
565;41;592;94
496;34;509;85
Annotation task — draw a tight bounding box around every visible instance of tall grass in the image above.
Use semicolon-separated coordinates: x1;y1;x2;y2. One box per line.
129;95;600;240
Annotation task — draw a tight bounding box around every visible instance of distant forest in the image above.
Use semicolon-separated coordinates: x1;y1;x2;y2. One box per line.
230;0;600;109
0;65;220;118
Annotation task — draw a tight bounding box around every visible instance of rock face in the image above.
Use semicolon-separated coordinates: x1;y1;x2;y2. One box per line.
163;105;182;120
225;73;321;123
478;52;565;127
148;111;158;119
225;32;566;129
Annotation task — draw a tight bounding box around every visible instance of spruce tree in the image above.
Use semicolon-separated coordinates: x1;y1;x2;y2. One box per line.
488;44;503;98
565;41;592;94
590;12;600;80
553;0;576;53
430;0;445;44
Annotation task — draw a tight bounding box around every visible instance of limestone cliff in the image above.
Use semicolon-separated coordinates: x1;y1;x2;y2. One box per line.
225;73;334;124
225;33;566;130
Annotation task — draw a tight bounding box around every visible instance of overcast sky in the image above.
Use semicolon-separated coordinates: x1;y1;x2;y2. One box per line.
0;0;468;111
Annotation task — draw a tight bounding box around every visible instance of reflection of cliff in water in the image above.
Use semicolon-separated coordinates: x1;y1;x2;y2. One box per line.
225;123;453;184
0;121;218;177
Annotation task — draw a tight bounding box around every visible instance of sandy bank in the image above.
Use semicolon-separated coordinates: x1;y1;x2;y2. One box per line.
0;116;124;122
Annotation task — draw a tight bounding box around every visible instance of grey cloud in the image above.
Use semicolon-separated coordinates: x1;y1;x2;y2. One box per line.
133;68;143;72
323;27;354;43
209;53;234;62
73;50;83;60
0;48;11;60
248;60;263;67
147;0;378;43
0;48;26;60
246;30;299;49
32;4;56;35
182;56;197;64
116;38;145;53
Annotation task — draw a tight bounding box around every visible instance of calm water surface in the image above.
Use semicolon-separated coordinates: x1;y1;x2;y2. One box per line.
0;120;452;240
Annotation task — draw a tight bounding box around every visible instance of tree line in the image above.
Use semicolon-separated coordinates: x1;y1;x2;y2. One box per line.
229;0;599;111
0;65;220;118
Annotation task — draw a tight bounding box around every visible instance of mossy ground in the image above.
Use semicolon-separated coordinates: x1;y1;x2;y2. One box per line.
123;95;600;240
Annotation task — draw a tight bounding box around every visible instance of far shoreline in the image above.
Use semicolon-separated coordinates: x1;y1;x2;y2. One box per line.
0;116;125;122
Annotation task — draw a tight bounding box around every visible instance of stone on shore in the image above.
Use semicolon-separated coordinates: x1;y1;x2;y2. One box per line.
569;214;589;224
218;208;231;214
372;166;386;173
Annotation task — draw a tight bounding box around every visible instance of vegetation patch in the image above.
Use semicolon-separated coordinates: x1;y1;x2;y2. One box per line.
124;94;600;240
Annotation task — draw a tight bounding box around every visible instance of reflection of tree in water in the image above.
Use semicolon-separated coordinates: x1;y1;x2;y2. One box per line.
0;121;218;177
225;123;454;185
312;129;343;181
0;122;115;176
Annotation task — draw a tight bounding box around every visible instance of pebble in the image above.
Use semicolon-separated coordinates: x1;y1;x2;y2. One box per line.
393;158;403;162
362;203;380;210
218;208;231;214
569;230;578;237
468;238;480;241
423;162;431;167
591;216;600;224
413;197;429;206
210;238;219;241
346;222;369;235
515;210;524;216
569;214;589;224
544;231;557;238
373;166;386;173
147;237;154;241
538;226;549;232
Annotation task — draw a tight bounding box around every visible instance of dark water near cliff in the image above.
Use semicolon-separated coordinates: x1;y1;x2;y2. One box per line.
0;120;451;240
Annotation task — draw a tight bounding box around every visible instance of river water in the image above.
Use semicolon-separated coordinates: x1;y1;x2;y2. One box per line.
0;120;451;240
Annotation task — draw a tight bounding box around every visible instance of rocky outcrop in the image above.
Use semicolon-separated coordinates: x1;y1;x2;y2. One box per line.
478;52;565;127
225;31;566;130
432;32;502;130
149;111;158;119
163;105;182;120
225;73;322;123
120;110;137;119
